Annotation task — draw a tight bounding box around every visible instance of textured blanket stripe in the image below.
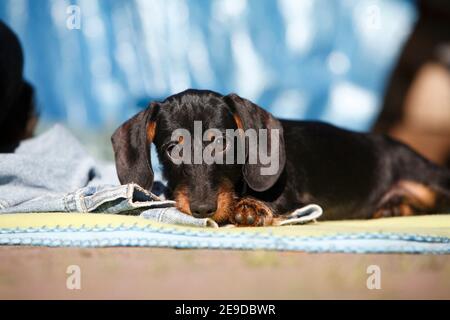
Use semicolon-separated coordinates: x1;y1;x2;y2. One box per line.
0;213;449;253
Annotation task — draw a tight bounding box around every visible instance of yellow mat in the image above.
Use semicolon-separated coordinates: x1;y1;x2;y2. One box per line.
1;212;449;236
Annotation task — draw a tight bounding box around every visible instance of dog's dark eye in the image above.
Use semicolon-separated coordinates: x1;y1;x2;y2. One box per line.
166;142;183;162
213;136;229;153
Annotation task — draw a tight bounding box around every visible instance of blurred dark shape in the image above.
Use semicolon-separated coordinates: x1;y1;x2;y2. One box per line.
0;20;36;153
373;0;450;168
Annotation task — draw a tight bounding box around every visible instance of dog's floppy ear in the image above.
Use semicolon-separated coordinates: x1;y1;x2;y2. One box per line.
225;93;286;192
111;102;160;191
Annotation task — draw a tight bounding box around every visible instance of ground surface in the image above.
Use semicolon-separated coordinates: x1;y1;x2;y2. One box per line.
1;247;449;299
0;247;448;299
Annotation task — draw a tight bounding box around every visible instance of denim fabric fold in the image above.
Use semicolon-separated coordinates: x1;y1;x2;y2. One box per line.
0;125;214;226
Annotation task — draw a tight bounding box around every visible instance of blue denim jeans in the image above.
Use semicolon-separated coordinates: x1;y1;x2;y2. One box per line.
0;125;215;227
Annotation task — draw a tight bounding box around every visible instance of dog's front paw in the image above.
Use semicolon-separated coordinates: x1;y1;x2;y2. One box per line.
231;198;274;227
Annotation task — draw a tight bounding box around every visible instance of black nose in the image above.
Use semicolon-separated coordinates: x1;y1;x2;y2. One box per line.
190;202;217;218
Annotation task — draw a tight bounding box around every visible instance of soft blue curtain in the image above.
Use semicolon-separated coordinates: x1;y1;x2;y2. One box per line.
0;0;417;131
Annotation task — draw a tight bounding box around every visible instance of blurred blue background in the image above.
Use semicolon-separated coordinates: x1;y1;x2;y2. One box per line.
0;0;417;133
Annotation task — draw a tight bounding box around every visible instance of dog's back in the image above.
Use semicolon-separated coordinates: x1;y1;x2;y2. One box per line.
276;119;450;220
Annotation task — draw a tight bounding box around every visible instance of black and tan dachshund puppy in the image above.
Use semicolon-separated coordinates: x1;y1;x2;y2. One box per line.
112;89;450;226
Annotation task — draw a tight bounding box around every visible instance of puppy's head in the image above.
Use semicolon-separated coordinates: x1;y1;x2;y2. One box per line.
111;89;285;223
